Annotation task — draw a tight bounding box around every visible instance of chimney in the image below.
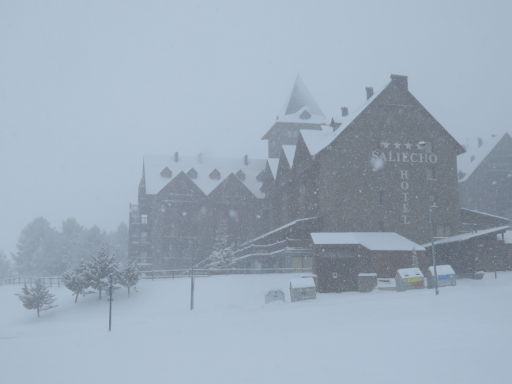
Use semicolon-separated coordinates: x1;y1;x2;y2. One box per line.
243;154;249;166
197;152;203;163
341;106;349;117
174;152;179;162
390;74;408;90
365;87;374;100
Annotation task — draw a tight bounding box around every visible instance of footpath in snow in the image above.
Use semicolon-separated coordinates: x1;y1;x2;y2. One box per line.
1;272;511;384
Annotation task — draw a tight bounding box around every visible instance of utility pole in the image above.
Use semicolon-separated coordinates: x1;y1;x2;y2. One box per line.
429;204;439;296
190;268;195;311
108;273;113;331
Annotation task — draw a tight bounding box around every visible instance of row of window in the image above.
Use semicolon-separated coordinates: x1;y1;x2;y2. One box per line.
160;167;247;181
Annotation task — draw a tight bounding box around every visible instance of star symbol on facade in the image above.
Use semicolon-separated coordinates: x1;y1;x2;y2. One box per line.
381;141;390;149
394;142;401;149
404;143;412;150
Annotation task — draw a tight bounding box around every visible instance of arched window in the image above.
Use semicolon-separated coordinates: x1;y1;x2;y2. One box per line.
236;170;246;181
187;168;198;179
209;169;221;180
160;167;172;178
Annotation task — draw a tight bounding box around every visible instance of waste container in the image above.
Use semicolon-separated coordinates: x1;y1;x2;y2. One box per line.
395;268;425;291
427;265;456;288
289;277;316;302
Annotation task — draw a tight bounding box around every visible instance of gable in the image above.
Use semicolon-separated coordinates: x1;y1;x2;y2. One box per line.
315;75;465;159
157;172;206;199
208;173;256;202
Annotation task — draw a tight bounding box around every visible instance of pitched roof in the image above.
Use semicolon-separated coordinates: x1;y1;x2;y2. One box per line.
282;75;325;119
282;145;297;167
300;125;336;156
310;232;425;251
143;154;267;198
262;76;327;140
267;158;279;179
299;74;465;159
457;133;509;182
297;79;390;157
422;225;510;247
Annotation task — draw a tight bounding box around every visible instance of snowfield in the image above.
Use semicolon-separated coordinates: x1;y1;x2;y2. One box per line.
1;272;511;384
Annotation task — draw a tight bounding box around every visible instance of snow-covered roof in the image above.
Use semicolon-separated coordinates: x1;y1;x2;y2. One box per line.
289;277;316;289
310;232;425;251
461;208;511;222
144;154;267;198
396;268;424;278
301;125;336;156
282;145;297;167
277;75;327;124
242;217;318;246
457;133;506;182
296;80;391;158
423;226;510;247
267;158;279;179
428;265;455;276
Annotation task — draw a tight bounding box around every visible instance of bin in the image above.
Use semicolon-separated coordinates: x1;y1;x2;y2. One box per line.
396;268;425;291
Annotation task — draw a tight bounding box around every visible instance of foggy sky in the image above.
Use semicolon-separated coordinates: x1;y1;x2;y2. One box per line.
1;0;511;255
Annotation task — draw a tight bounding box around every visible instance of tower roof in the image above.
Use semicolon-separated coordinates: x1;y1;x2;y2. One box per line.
278;75;326;124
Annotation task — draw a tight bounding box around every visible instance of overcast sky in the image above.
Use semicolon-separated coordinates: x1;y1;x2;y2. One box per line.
1;0;511;255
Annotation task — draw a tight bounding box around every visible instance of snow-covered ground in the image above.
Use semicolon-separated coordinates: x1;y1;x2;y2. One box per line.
1;272;511;384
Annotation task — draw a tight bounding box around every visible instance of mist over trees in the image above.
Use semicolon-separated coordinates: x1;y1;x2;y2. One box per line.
12;217;128;276
0;251;11;278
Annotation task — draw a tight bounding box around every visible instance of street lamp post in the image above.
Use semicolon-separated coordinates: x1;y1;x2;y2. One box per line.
108;273;113;331
429;203;439;295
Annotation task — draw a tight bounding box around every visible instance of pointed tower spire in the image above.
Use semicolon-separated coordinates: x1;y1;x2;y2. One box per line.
138;160;146;196
262;75;327;158
282;75;325;118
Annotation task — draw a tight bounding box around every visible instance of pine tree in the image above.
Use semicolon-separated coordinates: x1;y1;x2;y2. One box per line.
14;217;62;276
87;249;118;300
17;280;57;317
118;263;140;296
62;262;90;303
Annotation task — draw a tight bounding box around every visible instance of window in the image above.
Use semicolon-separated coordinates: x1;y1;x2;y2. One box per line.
187;168;198;179
209;169;221;180
160;167;172;178
236;170;246;181
141;214;148;225
435;224;451;237
427;166;436;180
300;109;311;120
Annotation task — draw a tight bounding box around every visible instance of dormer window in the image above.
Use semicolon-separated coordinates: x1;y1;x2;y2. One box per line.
236;170;246;181
300;109;311;120
256;170;265;182
160;167;172;178
187;168;198;179
209;169;221;180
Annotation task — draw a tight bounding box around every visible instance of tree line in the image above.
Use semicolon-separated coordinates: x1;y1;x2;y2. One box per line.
2;217;129;277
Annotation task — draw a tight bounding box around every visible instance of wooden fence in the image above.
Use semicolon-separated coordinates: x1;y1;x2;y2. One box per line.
0;267;313;287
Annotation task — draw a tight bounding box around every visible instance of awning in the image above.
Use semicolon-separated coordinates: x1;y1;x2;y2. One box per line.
310;232;425;251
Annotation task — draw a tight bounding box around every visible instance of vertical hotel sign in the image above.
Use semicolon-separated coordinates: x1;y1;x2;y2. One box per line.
370;141;438;225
